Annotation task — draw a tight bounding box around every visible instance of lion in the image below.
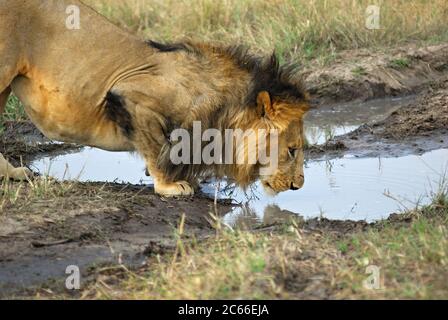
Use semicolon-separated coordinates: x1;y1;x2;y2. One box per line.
0;0;309;197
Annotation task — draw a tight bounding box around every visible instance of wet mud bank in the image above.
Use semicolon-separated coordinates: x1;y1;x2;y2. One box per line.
0;121;77;167
309;78;448;159
0;183;232;297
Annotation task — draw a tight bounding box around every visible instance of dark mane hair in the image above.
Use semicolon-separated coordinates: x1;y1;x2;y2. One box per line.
146;40;193;53
146;40;307;107
220;46;306;106
147;40;308;185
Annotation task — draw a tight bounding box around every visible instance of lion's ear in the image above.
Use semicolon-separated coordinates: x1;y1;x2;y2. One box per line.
256;91;273;118
257;91;309;131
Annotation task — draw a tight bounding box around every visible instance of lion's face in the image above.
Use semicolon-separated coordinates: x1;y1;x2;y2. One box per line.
260;119;306;195
251;92;308;195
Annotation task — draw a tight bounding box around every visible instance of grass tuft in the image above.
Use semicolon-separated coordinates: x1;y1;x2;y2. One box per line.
388;57;411;69
0;96;26;132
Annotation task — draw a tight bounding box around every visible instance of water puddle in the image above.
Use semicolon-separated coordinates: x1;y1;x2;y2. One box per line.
32;148;447;223
30;96;447;224
304;95;414;144
32;148;152;184
222;149;448;225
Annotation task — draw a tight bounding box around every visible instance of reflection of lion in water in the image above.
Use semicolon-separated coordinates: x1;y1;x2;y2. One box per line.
0;0;309;196
232;204;302;228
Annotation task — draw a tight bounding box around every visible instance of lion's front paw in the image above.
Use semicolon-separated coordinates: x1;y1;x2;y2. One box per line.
155;180;194;197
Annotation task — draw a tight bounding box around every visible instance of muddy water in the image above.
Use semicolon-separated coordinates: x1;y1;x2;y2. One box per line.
223;149;448;226
32;148;151;184
304;95;415;144
31;96;446;224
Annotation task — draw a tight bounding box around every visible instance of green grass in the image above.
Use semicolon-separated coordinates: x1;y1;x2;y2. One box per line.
351;66;368;76
389;57;411;69
0;95;26;132
333;208;448;298
0;176;77;212
78;223;309;299
2;95;25;121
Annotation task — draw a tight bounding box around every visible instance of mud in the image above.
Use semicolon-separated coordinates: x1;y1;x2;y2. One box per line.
0;183;232;297
314;78;448;159
0;121;77;166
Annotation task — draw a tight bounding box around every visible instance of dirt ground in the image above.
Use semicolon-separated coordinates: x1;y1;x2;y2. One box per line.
0;121;76;167
304;43;448;105
307;77;448;159
1;43;448;298
0;182;233;297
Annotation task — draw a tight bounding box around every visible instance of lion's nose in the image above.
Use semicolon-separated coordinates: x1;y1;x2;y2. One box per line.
290;176;304;190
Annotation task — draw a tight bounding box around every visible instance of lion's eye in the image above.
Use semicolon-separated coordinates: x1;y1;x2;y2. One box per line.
288;147;298;159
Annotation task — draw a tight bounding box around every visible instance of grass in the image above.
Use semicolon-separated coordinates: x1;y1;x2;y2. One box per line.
351;66;368;77
84;0;448;66
74;218;329;299
332;185;448;299
2;95;26;121
1;176;84;219
0;95;26;133
94;231;282;299
333;212;448;299
0;176;79;229
0;176;74;209
388;57;411;69
0;175;144;225
67;185;448;300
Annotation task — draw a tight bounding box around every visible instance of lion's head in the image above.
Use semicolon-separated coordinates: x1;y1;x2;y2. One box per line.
252;91;308;195
259;118;307;194
153;45;309;195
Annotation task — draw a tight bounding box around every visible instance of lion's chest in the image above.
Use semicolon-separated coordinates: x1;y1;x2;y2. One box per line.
11;78;134;151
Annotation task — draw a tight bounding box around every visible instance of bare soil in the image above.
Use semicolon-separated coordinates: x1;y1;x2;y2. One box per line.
305;43;448;106
0;121;77;167
308;78;448;159
0;183;232;297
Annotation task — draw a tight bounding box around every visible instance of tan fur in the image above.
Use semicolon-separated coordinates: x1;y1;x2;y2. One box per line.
0;0;309;196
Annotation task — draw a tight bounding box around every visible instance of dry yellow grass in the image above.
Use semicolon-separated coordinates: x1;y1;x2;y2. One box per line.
76;221;340;299
84;0;448;64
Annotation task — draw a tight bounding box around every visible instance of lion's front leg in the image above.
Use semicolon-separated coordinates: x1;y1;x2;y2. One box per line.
153;177;194;197
134;116;194;197
145;152;194;196
145;161;194;197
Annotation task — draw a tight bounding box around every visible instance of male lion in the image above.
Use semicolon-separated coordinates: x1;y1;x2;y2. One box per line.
0;0;309;196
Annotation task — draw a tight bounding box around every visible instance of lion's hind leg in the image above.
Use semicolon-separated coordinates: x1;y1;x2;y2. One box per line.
0;154;32;181
0;88;32;181
0;87;11;112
